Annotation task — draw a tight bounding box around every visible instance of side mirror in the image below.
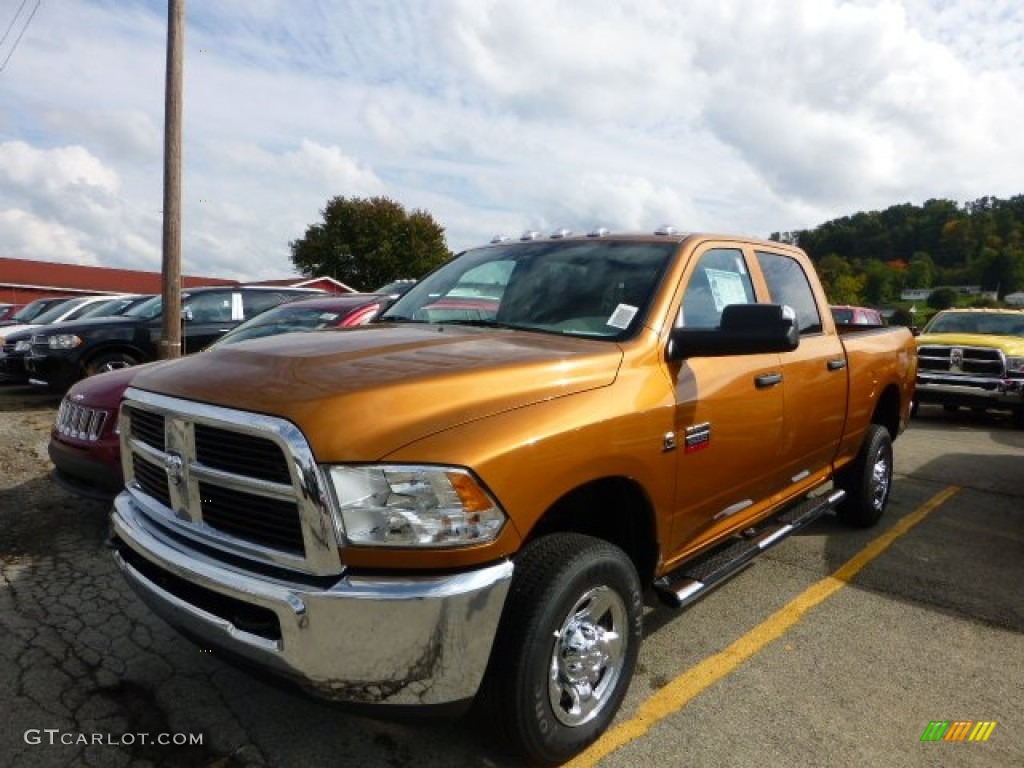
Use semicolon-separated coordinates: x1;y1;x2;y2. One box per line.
181;308;193;322
667;303;799;360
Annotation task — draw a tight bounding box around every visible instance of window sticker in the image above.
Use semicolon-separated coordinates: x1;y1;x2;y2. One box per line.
705;268;748;311
607;303;638;329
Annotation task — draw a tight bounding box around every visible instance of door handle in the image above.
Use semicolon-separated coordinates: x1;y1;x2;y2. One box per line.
755;372;783;388
827;358;847;371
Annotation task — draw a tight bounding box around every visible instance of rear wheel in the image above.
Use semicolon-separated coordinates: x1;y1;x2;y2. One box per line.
478;533;642;766
836;424;893;528
85;351;139;377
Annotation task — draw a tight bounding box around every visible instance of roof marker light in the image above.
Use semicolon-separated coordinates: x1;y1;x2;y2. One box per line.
490;234;511;243
587;227;610;237
655;225;678;235
520;230;541;241
550;228;572;239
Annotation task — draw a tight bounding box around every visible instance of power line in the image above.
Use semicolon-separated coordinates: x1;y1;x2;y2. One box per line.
0;0;30;50
0;0;41;74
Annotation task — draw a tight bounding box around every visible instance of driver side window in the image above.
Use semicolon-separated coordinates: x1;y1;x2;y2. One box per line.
678;248;756;328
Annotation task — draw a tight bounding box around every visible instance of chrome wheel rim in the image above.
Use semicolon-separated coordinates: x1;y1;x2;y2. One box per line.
549;585;627;727
870;444;892;512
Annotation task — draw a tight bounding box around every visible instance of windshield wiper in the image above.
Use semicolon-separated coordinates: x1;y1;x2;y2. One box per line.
376;315;424;323
438;319;523;330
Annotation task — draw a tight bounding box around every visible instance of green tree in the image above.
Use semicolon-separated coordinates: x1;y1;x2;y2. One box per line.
889;307;916;327
906;252;935;289
289;196;450;290
863;259;896;304
927;287;958;310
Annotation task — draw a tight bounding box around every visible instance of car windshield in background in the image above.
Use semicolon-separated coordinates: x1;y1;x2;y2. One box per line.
926;312;1024;336
9;298;70;323
124;295;169;320
373;279;417;297
29;297;92;324
382;240;675;340
75;296;144;319
213;304;344;347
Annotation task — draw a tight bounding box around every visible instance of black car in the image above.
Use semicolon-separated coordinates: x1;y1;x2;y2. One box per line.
24;285;323;391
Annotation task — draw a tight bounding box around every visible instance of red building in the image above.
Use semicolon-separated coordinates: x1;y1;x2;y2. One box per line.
0;257;353;305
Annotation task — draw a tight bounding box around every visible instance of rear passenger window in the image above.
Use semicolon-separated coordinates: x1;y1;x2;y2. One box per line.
756;251;822;335
679;248;755;328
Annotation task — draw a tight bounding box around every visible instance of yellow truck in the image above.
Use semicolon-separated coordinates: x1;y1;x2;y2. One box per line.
109;230;917;764
915;308;1024;426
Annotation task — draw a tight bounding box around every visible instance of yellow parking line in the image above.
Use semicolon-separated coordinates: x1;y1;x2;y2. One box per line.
568;485;961;768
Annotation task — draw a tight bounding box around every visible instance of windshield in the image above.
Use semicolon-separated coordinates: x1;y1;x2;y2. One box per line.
124;295;167;320
382;240;675;340
30;297;91;324
75;297;139;319
925;312;1024;336
212;303;345;347
11;299;68;322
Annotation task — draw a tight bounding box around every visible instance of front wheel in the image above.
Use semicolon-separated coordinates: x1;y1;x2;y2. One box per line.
836;424;893;528
478;533;642;766
85;351;139;377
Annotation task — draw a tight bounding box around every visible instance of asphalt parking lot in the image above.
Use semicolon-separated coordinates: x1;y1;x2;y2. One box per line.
1;388;1021;768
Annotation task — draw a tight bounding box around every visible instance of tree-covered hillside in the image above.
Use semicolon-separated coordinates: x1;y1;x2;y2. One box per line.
770;195;1024;306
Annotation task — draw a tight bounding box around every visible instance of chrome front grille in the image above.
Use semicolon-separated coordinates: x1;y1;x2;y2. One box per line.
56;398;110;441
132;453;171;507
120;388;342;575
130;407;165;449
917;345;1005;377
199;481;305;554
194;423;292;484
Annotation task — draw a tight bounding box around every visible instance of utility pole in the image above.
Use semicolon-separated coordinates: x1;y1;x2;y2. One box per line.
160;0;185;359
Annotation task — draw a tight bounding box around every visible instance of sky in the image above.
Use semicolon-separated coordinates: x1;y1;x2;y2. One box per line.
0;0;1022;287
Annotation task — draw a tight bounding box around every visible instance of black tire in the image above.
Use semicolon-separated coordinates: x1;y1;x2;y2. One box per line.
910;399;919;418
943;404;959;413
1012;410;1024;429
836;424;893;528
85;351;139;377
478;533;642;766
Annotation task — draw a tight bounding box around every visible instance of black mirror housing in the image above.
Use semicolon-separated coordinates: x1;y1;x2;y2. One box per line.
667;303;799;360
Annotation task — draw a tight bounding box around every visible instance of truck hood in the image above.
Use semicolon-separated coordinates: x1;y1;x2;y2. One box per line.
130;324;624;461
917;332;1024;356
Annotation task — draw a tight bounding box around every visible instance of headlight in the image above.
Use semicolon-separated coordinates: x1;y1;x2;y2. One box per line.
47;334;82;350
327;465;506;548
1007;356;1024;374
13;339;31;352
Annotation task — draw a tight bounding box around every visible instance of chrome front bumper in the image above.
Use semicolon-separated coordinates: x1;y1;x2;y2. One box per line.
111;492;513;706
916;373;1024;406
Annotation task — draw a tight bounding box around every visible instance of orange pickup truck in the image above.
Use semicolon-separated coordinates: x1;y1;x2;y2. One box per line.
109;230;916;764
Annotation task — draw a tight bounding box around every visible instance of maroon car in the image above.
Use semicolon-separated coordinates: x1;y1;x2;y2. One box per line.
49;294;388;498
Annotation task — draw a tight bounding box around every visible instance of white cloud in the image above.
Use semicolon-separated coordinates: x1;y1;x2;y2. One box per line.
0;0;1021;279
0;209;98;266
0;141;119;196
